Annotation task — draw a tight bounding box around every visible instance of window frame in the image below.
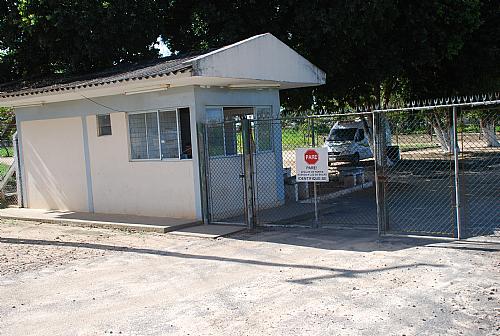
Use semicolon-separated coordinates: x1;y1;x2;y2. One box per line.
205;105;273;158
96;114;112;137
126;107;192;162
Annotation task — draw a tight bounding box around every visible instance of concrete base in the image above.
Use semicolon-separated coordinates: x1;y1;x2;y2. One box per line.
169;224;246;238
0;208;199;233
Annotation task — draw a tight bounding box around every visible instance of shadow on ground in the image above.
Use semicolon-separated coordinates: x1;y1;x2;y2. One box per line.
230;227;500;253
1;228;498;265
0;233;449;283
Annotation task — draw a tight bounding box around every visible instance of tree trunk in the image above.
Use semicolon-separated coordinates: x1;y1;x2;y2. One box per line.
363;114;395;166
479;117;500;147
361;115;374;150
429;112;452;152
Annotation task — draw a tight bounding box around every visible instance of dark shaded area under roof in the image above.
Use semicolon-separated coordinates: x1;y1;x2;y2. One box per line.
0;52;204;98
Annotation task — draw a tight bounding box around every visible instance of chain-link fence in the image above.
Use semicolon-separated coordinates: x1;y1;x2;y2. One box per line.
0;122;18;208
378;106;499;238
252;115;377;229
459;108;499;237
202;99;499;240
204;121;247;223
382;109;456;236
204;113;379;230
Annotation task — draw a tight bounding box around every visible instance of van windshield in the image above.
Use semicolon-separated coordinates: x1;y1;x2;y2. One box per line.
327;128;357;141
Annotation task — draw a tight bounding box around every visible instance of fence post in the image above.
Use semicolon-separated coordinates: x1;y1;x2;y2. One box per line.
373;112;388;235
13;132;24;207
242;119;257;230
452;106;462;239
196;122;210;225
310;118;319;228
311;118;316;147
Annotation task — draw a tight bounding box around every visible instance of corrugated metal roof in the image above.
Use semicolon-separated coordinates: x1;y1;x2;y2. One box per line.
0;53;201;99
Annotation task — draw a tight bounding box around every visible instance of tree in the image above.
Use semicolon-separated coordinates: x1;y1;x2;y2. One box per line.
0;0;169;83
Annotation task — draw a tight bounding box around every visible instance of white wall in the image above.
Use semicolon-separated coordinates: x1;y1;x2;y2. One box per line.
20;117;89;211
15;86;285;221
86;112;197;218
16;87;200;219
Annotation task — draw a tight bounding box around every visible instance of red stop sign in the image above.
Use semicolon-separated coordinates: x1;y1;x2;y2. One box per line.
304;149;319;165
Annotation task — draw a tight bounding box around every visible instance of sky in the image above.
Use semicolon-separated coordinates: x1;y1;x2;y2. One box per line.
155;37;171;57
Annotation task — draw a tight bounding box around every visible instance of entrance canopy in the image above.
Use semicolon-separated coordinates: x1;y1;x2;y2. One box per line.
0;33;326;108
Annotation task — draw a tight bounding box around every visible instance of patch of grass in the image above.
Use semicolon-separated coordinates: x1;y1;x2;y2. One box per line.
0;147;13;157
399;143;439;152
282;128;311;148
0;163;9;177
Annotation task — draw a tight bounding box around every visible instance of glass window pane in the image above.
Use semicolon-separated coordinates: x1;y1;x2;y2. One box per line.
159;110;179;159
206;107;223;123
207;125;225;157
97;114;112;136
255;107;273;152
206;107;224;157
146;112;160;159
179;108;192;159
129;114;148;159
224;122;238;155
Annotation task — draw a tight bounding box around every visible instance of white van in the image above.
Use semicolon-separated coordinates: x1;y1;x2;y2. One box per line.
323;120;372;163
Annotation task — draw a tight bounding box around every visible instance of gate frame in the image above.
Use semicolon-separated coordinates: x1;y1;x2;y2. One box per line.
370;95;499;240
200;94;499;240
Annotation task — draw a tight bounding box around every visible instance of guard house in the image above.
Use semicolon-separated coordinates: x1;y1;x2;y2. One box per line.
0;33;325;222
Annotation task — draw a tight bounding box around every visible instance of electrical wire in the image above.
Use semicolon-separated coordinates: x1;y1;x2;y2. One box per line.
80;94;182;113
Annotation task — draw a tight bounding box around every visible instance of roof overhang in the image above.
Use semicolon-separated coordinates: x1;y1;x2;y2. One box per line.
1;33;326;108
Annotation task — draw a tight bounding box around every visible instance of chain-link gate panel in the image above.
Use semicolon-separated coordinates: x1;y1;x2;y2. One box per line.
0;130;18;208
459;108;500;238
382;109;456;236
252;115;377;229
204;121;246;224
252;118;315;226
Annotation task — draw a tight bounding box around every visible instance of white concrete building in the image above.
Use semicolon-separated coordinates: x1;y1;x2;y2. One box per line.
0;33;325;221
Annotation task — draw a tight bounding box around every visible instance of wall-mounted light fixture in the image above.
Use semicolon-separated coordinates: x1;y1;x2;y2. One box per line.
124;84;170;96
13;102;44;109
227;83;280;89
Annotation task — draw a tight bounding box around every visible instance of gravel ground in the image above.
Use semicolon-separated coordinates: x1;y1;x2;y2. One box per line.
0;219;499;336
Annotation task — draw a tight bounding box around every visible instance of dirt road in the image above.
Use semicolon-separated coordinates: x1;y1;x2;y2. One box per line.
0;219;498;335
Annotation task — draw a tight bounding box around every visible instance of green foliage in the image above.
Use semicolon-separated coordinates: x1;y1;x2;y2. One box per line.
164;0;496;109
0;147;13;157
0;0;170;82
0;0;498;110
0;163;9;177
0;107;15;141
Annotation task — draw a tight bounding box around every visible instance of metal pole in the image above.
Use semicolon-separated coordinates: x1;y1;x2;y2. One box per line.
452;106;462;239
373;112;388;235
196;122;210;225
372;113;381;236
242;119;257;230
13;132;24;207
311;118;319;228
311;118;316;147
313;182;319;227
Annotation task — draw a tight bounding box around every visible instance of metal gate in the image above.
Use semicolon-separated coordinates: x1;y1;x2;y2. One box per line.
201;95;499;240
378;109;457;236
203;120;247;224
203;112;379;230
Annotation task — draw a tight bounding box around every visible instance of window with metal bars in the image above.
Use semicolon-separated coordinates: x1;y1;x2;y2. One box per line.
128;108;191;160
97;114;112;136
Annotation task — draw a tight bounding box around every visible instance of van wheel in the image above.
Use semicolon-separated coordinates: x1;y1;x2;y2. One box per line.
351;152;360;164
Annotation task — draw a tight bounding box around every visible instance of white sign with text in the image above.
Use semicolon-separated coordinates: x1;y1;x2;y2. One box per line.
295;147;329;182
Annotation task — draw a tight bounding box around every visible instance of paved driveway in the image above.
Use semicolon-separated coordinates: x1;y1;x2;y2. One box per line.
0;219;498;336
